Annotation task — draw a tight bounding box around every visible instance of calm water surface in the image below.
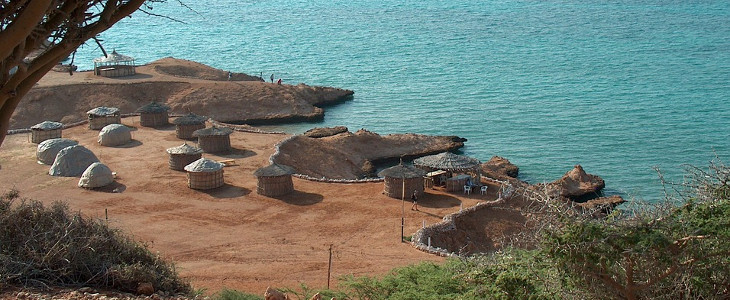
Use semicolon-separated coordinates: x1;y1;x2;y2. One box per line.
72;0;730;201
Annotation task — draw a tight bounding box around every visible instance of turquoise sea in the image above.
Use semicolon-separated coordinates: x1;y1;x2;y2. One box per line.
71;0;730;201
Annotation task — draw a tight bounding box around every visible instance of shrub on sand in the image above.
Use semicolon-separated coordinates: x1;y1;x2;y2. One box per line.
0;190;191;295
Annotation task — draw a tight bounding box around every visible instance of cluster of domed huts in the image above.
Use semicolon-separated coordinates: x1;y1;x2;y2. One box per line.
29;103;298;196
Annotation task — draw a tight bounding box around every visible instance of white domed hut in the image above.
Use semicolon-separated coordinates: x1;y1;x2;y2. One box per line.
253;163;296;197
184;158;225;190
78;162;114;188
172;113;207;140
98;124;131;146
378;162;427;199
87;106;121;130
137;102;170;127
193;127;233;153
166;143;203;171
36;138;78;165
93;50;136;77
30;121;63;143
49;145;99;177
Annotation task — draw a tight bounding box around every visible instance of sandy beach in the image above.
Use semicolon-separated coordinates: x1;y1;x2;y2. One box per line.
0;116;504;294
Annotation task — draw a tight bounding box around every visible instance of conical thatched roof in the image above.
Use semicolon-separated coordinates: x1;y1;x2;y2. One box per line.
172;113;207;125
254;163;296;177
184;158;224;172
87;106;120;116
136;102;170;113
413;152;480;171
78;162;114;188
166;143;203;155
37;138;78;165
193;126;233;137
378;163;427;179
93;50;134;63
31;121;63;130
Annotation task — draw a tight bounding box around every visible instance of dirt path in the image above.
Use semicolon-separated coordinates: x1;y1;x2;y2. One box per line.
0;118;495;295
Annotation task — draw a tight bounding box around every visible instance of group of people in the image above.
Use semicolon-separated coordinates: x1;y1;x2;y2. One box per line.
269;73;282;85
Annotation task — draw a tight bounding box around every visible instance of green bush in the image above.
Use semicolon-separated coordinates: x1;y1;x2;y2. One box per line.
0;190;191;295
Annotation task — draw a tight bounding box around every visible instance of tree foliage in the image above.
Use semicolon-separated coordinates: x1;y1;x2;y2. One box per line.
544;159;730;299
0;0;155;146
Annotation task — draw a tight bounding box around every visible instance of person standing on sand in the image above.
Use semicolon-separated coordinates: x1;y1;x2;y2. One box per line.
270;73;274;83
411;190;419;211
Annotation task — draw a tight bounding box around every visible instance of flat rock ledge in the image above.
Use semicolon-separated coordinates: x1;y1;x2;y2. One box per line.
271;127;466;181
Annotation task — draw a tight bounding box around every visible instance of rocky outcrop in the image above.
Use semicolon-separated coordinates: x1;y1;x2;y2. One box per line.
576;195;626;216
272;129;466;180
264;287;288;300
303;126;349;138
480;156;519;180
548;165;605;201
14;58;354;129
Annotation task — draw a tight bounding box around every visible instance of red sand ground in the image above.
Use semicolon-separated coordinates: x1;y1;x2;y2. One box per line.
0;118;496;295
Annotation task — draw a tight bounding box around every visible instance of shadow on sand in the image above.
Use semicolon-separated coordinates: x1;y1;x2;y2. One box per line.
418;192;462;209
202;184;251;199
217;148;256;160
269;190;323;206
90;181;126;193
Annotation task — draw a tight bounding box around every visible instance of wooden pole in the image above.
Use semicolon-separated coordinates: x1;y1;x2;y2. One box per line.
327;244;333;289
401;176;405;242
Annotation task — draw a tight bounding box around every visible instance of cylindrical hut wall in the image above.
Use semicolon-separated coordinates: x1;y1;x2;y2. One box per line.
187;170;224;190
88;115;121;130
139;112;169;127
169;153;203;171
383;177;424;199
31;129;62;143
198;135;231;153
256;175;294;197
176;123;206;140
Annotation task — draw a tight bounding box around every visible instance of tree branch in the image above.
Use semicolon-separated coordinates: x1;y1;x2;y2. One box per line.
0;0;54;60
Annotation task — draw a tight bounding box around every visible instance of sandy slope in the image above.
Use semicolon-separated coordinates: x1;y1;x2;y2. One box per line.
0;119;498;294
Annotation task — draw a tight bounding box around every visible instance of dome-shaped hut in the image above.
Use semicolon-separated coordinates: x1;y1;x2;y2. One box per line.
49;145;99;177
87;106;121;130
166;143;203;171
93;50;136;77
193;127;233;153
36;138;78;165
98;124;131;146
184;158;225;190
253;163;296;197
137;102;170;127
172;113;207;140
30;121;63;143
378;163;427;199
78;162;114;188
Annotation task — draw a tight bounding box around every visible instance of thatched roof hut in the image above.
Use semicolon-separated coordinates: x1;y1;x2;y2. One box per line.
36;138;78;165
413;152;481;172
378;163;427;199
166;143;203;171
98;124;131;146
87;106;121;130
193;126;233;153
137;102;170;127
184;158;224;190
78;162;114;188
30;121;63;143
49;145;99;177
253;163;296;197
93;50;136;77
172;113;207;140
